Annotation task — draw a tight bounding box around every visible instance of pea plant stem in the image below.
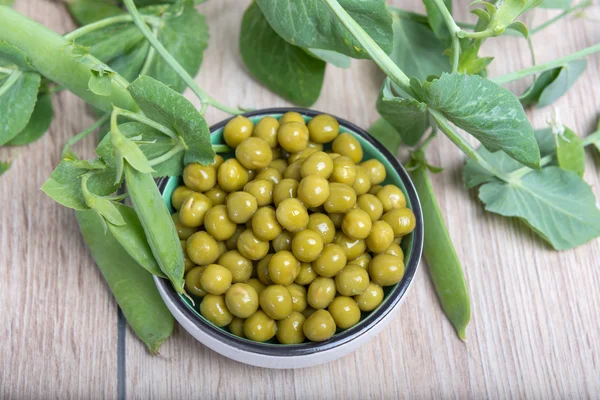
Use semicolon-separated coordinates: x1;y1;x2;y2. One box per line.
149;145;185;166
212;144;233;153
122;0;245;115
389;7;477;30
322;0;413;94
492;43;600;84
428;109;517;183
430;0;461;72
63;14;163;41
582;130;600;147
139;27;159;77
530;0;593;35
0;66;14;74
61;113;111;158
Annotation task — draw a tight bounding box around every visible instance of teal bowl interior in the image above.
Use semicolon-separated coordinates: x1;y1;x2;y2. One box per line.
159;109;422;348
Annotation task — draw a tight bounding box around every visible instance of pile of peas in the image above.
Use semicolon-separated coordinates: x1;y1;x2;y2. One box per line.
170;112;416;344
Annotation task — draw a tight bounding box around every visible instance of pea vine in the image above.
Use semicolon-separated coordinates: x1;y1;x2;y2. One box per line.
1;0;599;348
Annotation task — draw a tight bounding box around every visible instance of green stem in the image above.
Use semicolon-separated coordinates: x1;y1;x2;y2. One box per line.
582;130;600;147
212;144;233;153
508;154;554;180
61;113;111;158
113;107;180;143
323;0;412;94
122;0;244;115
389;7;476;30
0;66;14;74
139;28;158;77
429;109;516;183
0;7;138;113
149;145;185;166
530;0;593;34
492;43;600;84
430;0;461;72
458;29;494;39
0;70;21;97
63;14;162;41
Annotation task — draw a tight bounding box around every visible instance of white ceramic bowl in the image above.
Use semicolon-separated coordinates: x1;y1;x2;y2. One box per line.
155;108;423;369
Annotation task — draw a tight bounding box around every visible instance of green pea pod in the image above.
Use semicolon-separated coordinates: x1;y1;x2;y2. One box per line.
410;165;471;340
106;204;167;278
124;163;185;293
76;209;174;354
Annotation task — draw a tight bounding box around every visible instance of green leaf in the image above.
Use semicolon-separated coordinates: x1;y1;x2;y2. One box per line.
146;1;209;93
415;72;540;168
97;122;184;177
539;0;572;8
240;3;326;107
478;167;600;250
67;0;123;25
127;75;213;165
506;21;529;38
520;60;587;108
376;80;429;146
368;118;402;153
389;15;451;81
457;39;492;76
6;93;53;145
110;126;155;183
89;67;114;96
41;158;118;211
556;127;585;177
0;69;41;145
255;0;393;59
0;160;9;176
0;42;36;71
421;0;453;41
74;22;145;64
488;0;542;34
305;48;351;69
76;209;174;354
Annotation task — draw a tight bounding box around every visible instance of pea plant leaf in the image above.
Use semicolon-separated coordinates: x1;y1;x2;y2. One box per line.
6;93;53;145
389;15;451;81
41;157;118;211
240;2;326;107
376;79;429;146
255;0;393;59
146;0;209;93
368;117;403;153
72;1;208;93
97;122;184;177
127;76;213;165
520;60;587;108
478;167;600;250
421;0;453;41
463;129;600;250
556;127;585;177
414;72;541;168
0;63;41;146
305;48;351;69
89;66;114;96
67;0;123;25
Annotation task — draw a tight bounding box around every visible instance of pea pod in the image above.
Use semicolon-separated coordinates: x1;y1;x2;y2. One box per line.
124;163;185;293
76;209;174;354
107;204;167;278
410;165;471;340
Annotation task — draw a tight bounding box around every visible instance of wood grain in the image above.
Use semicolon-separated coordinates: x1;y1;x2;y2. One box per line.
2;0;600;398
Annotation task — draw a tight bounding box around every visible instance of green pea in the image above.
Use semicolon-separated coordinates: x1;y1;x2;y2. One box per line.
125;165;185;293
410;163;470;340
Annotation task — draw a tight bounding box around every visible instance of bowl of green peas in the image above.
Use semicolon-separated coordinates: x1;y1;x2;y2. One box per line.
154;108;423;368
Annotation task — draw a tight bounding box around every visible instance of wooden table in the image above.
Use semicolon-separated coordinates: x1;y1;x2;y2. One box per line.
2;0;599;398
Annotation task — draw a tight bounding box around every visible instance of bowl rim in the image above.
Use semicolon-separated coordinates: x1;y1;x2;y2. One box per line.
155;107;423;357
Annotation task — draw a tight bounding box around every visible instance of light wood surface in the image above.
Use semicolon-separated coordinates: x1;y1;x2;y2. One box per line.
2;0;600;398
